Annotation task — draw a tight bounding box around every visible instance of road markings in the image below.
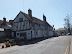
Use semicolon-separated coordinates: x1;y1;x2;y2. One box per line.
65;38;71;54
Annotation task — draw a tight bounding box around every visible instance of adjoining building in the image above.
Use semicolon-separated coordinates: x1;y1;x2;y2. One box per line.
0;18;12;39
12;9;53;40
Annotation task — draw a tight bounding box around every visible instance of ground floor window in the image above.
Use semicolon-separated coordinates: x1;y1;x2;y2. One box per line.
36;31;37;35
20;32;26;36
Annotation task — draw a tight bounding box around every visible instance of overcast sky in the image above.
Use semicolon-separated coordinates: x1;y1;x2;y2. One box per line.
0;0;72;29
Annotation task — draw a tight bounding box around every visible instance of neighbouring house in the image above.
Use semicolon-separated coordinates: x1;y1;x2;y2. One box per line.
0;28;4;37
12;9;53;40
0;23;1;27
0;18;12;39
0;20;3;27
55;28;67;35
0;28;7;41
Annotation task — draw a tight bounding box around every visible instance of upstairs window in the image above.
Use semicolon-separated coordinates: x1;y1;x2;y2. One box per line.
19;18;23;22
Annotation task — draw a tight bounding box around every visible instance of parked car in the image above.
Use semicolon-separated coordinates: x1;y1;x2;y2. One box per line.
66;33;71;35
53;32;59;37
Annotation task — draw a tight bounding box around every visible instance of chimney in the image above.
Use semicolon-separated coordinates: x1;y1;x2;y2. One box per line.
9;20;13;25
43;14;46;22
3;17;6;25
28;9;32;19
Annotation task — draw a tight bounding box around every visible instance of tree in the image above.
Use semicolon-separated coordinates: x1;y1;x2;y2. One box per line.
53;25;55;32
64;14;71;34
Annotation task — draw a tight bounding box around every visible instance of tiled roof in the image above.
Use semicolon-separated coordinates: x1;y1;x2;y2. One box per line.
0;20;10;25
21;11;46;25
32;17;44;24
14;11;52;27
6;22;10;25
0;20;3;23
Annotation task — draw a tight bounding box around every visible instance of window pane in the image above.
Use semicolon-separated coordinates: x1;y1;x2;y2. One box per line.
19;18;23;22
20;33;26;36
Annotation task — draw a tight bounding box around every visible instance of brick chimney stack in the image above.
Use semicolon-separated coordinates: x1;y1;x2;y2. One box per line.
43;14;46;22
28;9;32;20
3;17;6;25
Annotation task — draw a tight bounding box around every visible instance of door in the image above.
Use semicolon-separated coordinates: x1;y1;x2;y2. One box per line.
14;31;16;37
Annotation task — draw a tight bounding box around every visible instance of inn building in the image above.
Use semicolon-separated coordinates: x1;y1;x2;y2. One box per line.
12;9;53;40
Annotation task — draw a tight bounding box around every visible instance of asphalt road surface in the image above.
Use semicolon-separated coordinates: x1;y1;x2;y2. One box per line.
0;36;71;54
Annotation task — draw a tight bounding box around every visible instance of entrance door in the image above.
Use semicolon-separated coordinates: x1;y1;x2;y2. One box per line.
14;32;16;37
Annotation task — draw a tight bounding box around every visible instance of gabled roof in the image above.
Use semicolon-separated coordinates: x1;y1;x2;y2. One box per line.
14;11;52;27
32;17;44;24
20;11;32;21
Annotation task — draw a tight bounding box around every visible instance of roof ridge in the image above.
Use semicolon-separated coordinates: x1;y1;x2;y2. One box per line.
14;11;52;27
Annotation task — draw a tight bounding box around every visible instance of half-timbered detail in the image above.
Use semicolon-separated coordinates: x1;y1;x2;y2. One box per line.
12;9;53;40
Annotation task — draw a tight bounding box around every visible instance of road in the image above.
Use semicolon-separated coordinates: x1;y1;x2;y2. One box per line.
0;36;71;54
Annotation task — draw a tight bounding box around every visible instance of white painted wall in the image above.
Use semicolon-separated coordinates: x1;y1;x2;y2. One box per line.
48;31;53;37
12;12;30;31
16;30;31;40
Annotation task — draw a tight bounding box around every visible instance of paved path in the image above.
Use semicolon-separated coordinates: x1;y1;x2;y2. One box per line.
0;36;71;54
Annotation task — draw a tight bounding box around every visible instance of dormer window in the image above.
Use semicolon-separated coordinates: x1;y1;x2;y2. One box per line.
19;18;23;22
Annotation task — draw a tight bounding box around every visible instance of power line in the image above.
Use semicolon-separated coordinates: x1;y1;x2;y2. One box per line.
23;0;24;11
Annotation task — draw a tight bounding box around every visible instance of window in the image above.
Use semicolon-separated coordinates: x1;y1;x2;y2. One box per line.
36;31;37;35
39;24;40;27
20;33;26;36
19;18;23;22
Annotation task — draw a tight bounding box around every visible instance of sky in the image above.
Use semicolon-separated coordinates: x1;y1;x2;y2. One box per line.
0;0;72;29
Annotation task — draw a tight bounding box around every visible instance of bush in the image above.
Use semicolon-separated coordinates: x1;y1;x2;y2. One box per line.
5;41;11;47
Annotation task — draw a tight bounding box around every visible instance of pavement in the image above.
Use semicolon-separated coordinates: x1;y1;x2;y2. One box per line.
0;36;72;54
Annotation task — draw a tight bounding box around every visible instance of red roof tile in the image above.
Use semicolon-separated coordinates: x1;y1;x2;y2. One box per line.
32;17;44;24
0;20;3;23
21;11;44;25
